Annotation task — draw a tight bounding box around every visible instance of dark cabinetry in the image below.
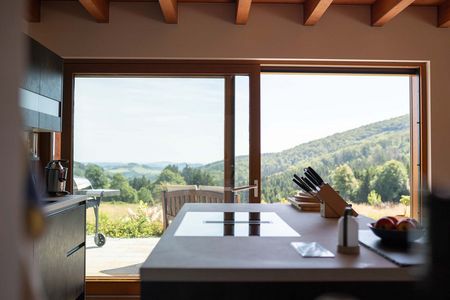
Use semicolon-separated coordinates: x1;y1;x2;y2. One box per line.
23;38;42;94
35;203;86;300
21;35;63;131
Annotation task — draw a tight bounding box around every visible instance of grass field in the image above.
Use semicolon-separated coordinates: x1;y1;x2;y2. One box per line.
86;201;163;224
351;202;410;220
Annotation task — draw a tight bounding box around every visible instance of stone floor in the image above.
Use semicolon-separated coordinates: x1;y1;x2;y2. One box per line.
86;235;160;277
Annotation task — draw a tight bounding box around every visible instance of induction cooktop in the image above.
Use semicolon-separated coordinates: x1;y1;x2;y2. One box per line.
174;212;300;237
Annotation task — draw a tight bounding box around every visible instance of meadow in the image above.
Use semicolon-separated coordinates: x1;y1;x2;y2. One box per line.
86;201;410;235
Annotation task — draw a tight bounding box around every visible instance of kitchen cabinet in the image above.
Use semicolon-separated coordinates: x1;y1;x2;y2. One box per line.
35;200;86;300
21;35;63;132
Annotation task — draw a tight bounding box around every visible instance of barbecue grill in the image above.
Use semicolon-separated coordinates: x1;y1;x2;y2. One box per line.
73;176;120;247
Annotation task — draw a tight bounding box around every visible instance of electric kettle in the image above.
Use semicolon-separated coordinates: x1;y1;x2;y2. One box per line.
45;160;69;196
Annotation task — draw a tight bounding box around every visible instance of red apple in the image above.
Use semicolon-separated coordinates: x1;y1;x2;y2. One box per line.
375;217;397;230
406;218;420;227
386;216;398;225
396;219;417;231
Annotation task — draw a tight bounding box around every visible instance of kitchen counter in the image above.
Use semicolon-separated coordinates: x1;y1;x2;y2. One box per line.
140;203;422;299
141;203;418;283
42;194;89;215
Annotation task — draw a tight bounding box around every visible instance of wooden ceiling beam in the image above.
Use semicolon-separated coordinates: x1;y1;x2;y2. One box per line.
78;0;109;23
303;0;333;25
236;0;252;24
371;0;415;26
25;0;41;22
438;0;450;27
159;0;178;24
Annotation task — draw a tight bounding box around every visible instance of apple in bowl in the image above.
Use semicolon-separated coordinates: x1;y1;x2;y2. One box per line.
369;216;424;246
374;217;397;230
396;219;417;231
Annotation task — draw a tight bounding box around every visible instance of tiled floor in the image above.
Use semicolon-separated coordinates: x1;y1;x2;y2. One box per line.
86;235;160;276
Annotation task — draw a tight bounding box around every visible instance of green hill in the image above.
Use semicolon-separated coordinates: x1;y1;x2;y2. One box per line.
75;115;410;204
74;161;204;181
202;115;410;201
74;162;163;181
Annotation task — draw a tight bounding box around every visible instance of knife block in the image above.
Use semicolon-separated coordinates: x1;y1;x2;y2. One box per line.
314;184;358;218
320;202;341;218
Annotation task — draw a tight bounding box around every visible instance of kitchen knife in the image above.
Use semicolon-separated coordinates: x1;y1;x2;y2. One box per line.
306;167;325;185
292;178;312;194
301;176;320;192
293;174;309;189
304;170;321;187
293;175;315;193
295;174;318;192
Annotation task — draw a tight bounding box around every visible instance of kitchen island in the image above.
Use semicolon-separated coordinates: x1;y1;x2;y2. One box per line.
141;203;423;300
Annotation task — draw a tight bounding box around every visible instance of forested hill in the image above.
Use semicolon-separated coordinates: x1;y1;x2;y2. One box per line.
262;114;409;176
202;115;410;201
74;115;410;204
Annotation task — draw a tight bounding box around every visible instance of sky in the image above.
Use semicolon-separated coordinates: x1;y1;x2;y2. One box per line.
73;74;410;164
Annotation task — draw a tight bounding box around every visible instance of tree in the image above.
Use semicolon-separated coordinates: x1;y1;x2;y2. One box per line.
110;173;138;203
372;160;409;202
85;164;109;188
182;165;217;186
130;176;152;191
155;166;186;185
355;169;372;203
138;187;154;204
331;164;359;201
73;161;86;177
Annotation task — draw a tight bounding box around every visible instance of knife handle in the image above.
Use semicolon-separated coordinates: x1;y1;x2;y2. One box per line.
301;176;319;192
307;167;324;185
292;178;312;194
304;170;321;187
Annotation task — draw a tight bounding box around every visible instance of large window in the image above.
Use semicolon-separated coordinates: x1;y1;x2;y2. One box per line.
63;61;426;288
260;72;417;219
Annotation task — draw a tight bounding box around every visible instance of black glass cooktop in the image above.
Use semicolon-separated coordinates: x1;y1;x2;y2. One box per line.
174;212;300;237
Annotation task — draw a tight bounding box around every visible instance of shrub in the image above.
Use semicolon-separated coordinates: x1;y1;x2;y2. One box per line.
138;187;154;204
87;201;163;238
399;195;411;207
367;190;382;207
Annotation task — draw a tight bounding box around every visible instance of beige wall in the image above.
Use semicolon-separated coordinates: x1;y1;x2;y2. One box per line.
27;2;450;190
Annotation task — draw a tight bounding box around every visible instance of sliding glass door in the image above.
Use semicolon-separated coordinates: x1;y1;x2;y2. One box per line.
72;73;254;277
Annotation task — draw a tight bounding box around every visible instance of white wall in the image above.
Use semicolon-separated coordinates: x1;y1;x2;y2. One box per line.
0;1;25;300
27;2;450;190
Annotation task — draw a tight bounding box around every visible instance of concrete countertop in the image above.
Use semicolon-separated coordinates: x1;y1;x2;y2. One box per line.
141;203;420;283
42;194;89;215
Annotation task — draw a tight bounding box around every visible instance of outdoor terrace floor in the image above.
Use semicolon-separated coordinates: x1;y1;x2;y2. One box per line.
86;235;160;277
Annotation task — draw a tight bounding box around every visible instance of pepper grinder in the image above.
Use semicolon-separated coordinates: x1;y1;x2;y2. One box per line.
337;205;360;255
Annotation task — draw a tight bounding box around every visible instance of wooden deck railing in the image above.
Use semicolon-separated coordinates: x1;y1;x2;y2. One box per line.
161;185;239;229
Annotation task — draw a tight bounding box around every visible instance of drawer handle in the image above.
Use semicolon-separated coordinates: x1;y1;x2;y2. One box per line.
66;242;84;257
